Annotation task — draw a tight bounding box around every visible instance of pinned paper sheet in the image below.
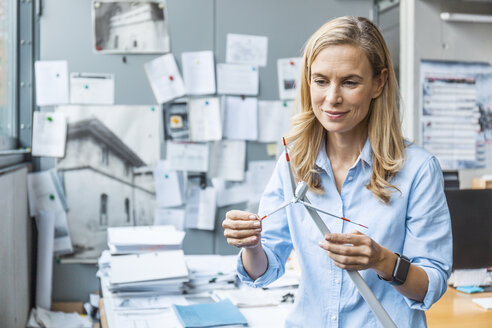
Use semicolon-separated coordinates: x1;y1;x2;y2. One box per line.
35;60;69;106
32;111;67;158
217;63;259;95
70;72;115;105
145;54;186;104
166;141;209;172
185;186;217;230
212;178;251;207
27;170;67;217
154;208;186;230
153;160;185;208
277;58;302;100
246;160;276;197
53;210;73;255
35;211;55;310
188;97;222;141
258;100;292;143
210;140;246;182
223;96;258;141
163;100;189;140
182;51;216;95
226;33;268;67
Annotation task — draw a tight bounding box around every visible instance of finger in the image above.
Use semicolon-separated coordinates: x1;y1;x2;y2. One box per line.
226;210;258;220
324;232;367;245
226;235;260;248
222;218;261;230
318;241;369;257
326;251;370;267
224;228;261;239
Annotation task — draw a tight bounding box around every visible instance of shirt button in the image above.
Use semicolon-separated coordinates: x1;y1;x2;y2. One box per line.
331;315;337;321
348;176;353;181
335;278;340;284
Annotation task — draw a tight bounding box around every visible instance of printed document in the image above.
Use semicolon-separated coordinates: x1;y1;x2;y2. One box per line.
258;100;292;143
145;54;186;104
277;58;301;100
34;60;69;106
70;72;115;105
188;97;222;141
226;33;268;67
181;51;216;95
223;96;258;140
153;160;185;208
217;63;259;95
166;141;209;172
32;111;67;158
210;140;246;181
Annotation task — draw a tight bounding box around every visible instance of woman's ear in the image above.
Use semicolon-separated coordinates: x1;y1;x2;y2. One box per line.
372;68;388;99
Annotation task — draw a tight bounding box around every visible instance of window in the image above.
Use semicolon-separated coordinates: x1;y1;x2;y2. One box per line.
100;193;108;226
102;147;109;165
125;198;130;222
0;0;16;156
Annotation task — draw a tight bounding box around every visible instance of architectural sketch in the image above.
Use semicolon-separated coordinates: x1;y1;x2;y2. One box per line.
93;1;170;54
57;118;155;260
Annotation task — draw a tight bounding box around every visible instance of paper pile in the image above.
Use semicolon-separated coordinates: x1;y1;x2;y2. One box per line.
184;255;238;293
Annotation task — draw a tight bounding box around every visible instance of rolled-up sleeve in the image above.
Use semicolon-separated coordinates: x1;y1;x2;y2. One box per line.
403;156;453;310
236;156;293;288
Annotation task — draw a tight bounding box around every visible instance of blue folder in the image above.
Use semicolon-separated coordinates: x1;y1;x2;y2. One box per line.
172;299;248;327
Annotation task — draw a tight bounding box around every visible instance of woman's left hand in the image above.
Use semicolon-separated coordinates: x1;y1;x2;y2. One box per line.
318;230;384;271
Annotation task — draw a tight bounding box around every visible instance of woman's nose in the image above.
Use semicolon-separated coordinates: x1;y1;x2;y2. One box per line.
326;85;342;106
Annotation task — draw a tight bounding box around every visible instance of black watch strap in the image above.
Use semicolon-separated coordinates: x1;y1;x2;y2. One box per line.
377;253;411;286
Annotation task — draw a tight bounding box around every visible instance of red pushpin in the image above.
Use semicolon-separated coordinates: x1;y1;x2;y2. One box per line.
289;61;295;66
169;75;174;81
96;45;102;51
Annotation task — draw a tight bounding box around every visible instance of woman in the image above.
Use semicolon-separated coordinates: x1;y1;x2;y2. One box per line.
222;16;452;327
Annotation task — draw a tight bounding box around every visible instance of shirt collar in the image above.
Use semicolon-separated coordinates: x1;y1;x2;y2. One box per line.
314;136;373;173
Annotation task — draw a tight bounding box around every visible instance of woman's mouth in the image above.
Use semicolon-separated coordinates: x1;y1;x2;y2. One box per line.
324;110;348;119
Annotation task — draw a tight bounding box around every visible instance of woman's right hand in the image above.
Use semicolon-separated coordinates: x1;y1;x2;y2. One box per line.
222;210;262;249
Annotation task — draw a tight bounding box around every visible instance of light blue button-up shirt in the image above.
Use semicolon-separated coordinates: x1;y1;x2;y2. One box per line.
237;138;453;327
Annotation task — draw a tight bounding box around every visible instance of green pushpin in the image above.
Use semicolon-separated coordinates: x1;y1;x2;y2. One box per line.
164;174;169;179
84;84;89;89
159;2;164;9
218;272;224;276
94;2;101;9
47;116;53;122
283;101;287;107
49;194;55;200
151;106;155;112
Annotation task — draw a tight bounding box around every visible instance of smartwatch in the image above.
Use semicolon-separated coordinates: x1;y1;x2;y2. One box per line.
378;253;411;286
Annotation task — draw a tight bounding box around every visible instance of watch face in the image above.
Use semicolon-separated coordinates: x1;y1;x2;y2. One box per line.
392;255;411;285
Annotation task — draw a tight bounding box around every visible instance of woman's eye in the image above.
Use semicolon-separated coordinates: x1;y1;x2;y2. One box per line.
344;80;358;86
314;79;327;85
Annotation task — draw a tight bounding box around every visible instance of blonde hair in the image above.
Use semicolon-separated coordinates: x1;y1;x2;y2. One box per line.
285;16;405;204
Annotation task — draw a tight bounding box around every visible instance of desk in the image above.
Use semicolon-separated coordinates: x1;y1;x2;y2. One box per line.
426;287;492;327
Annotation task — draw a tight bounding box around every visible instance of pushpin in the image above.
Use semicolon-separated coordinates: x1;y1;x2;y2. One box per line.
94;2;101;9
122;56;127;64
241;95;245;101
169;75;174;81
205;100;209;106
49;194;55;200
151;106;155;112
289;61;295;66
164;174;169;179
96;45;102;51
195;59;200;65
283;101;287;107
47;116;53;122
84;85;89;89
159;2;164;9
252;67;256;71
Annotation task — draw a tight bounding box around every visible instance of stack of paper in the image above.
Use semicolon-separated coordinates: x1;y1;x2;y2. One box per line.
108;250;189;295
107;225;185;255
184;255;238;293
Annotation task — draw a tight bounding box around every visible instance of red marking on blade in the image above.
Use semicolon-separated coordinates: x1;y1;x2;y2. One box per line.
341;217;350;222
282;137;287;146
285;153;290;162
359;223;368;229
260;216;267;220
